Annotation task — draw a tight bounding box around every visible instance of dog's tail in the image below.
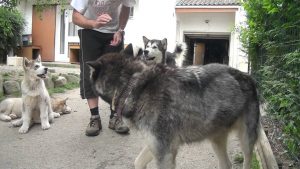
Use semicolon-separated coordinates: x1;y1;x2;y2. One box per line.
231;70;261;167
173;42;188;67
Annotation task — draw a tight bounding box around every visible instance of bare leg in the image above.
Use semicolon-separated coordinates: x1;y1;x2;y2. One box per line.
87;97;99;109
134;145;153;169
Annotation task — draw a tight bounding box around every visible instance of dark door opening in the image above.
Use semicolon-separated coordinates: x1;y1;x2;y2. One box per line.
184;34;229;66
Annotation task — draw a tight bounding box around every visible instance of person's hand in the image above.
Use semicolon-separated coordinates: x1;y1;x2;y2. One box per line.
110;31;123;46
92;13;112;29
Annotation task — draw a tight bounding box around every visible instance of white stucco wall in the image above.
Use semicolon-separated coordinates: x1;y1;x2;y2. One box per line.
17;0;33;35
125;0;178;50
176;12;235;40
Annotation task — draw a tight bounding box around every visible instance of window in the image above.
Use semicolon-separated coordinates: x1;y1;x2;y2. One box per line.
129;7;134;18
68;9;80;36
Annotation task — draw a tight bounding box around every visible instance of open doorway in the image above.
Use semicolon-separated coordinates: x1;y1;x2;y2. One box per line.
184;34;230;66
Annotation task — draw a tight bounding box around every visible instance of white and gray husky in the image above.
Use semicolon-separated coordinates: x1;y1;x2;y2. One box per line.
142;36;187;67
12;56;60;133
87;44;260;169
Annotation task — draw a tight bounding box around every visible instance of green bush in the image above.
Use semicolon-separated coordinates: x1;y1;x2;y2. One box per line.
0;7;25;63
241;0;300;159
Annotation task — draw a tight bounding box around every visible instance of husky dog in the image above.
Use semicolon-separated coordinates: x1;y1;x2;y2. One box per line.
87;44;260;169
0;97;71;122
12;56;60;133
142;36;187;67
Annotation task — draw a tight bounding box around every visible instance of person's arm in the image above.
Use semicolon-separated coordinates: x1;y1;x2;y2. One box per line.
118;5;131;32
72;9;112;29
110;5;131;46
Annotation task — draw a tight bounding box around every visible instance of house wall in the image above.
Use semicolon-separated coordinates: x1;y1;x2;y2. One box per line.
125;0;178;50
17;0;247;70
176;12;235;40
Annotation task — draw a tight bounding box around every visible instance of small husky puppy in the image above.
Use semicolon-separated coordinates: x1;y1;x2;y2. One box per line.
142;36;187;67
0;97;71;122
12;56;60;133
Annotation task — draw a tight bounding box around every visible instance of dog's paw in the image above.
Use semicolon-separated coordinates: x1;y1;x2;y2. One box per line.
18;126;29;134
41;122;51;130
1;116;12;122
53;112;60;118
12;119;23;127
9;114;18;119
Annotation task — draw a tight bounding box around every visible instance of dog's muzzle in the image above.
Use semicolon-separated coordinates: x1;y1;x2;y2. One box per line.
37;68;48;79
143;50;155;60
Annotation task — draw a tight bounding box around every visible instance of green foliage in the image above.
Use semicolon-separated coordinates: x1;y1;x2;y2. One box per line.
251;154;260;169
242;0;300;160
48;82;79;96
0;0;19;9
0;7;25;61
33;0;69;11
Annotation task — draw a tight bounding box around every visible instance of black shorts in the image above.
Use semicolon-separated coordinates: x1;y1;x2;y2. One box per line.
78;29;124;99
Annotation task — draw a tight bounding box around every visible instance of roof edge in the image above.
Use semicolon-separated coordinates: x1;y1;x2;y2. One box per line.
175;5;241;9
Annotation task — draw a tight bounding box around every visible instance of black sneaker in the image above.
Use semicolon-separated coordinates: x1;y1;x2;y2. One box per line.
85;115;102;136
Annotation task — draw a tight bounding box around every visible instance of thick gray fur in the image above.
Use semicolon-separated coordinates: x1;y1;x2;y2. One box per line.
87;44;260;169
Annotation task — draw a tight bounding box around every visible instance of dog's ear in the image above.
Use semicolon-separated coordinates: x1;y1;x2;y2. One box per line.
63;97;68;103
35;55;42;62
142;36;149;46
123;43;134;56
23;57;31;69
86;61;102;71
161;38;168;51
137;47;143;57
86;61;102;81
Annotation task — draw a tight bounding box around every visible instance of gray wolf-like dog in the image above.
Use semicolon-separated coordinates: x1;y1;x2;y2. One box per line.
0;97;71;122
87;44;260;169
142;36;187;67
12;56;60;133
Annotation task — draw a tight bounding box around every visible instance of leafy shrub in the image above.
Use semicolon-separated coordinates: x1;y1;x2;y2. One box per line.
0;7;25;63
241;0;300;159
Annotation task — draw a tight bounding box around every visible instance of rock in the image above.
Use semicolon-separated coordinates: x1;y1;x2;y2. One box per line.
54;76;67;88
61;74;80;84
3;80;20;95
48;68;56;73
44;76;54;89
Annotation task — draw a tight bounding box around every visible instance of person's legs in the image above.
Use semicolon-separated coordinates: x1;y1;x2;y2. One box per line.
78;29;109;136
78;29;129;135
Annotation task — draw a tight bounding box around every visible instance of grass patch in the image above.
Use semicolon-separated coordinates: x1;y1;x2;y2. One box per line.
251;153;260;169
48;82;79;96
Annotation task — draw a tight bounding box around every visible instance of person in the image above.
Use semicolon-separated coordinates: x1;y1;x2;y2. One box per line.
71;0;136;136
